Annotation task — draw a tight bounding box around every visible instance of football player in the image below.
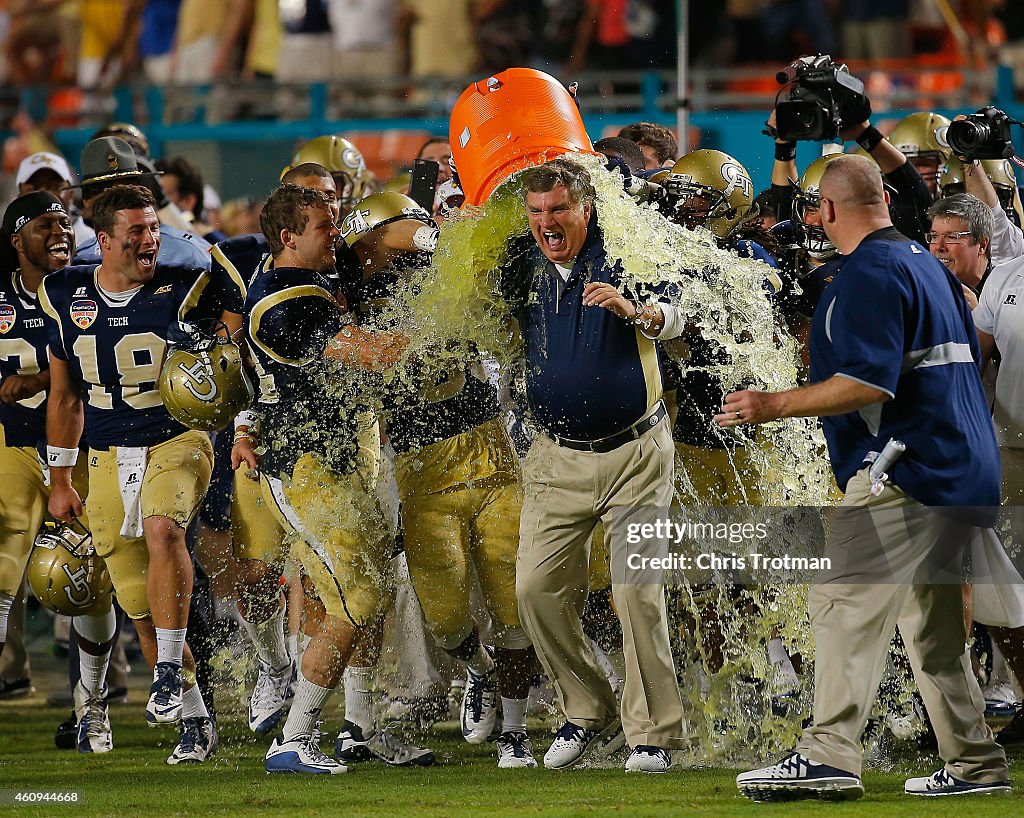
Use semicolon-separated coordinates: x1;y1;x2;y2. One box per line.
281;135;373;219
342;191;541;768
196;163;341;741
0;191;122;751
220;167;434;766
40;184;222;764
244;184;410;774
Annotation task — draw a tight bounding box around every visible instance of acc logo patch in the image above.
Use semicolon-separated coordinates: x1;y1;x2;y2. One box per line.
0;304;14;334
71;299;98;330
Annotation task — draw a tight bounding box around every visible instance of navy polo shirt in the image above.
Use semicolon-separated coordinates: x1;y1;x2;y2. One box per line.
809;227;1000;517
501;214;663;441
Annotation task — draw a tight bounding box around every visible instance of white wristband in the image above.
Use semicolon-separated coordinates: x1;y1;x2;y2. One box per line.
412;225;439;253
234;410;258;431
46;446;79;468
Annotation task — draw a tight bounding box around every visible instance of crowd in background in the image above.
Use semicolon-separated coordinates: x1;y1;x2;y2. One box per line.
1;0;1020;90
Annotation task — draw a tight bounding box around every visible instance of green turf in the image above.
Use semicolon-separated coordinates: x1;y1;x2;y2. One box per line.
1;697;1022;818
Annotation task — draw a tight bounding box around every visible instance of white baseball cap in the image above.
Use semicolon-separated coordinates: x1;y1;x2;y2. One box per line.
16;152;75;187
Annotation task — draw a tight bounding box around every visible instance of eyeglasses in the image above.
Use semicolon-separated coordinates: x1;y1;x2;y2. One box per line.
925;231;972;245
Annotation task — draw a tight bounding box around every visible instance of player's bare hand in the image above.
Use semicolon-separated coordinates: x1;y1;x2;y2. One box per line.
0;373;46;404
231;438;260;474
364;332;409;372
582;283;636;320
962;284;979;310
714;389;782;427
48;484;84;523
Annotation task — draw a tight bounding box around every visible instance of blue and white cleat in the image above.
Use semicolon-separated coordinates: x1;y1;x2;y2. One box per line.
73;681;112;754
248;659;295;734
267;727;347;775
167;717;218;764
543;719;625;770
461;666;500;744
146;662;183;726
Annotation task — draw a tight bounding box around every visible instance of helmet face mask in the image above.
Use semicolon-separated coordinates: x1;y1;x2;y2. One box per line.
792;153;843;260
28;520;113;617
670;184;726;231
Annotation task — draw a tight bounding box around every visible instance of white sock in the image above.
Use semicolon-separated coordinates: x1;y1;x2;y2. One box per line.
282;669;333;742
239;598;290;669
767;637;799;689
181;683;210;720
501;697;528;734
155;627;187;666
79;649;111;696
288;634;301;662
0;593;13;643
343;666;375;733
467;645;495;677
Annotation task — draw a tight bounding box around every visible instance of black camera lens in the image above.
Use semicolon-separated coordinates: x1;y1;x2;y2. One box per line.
776;101;829;141
947;119;991;154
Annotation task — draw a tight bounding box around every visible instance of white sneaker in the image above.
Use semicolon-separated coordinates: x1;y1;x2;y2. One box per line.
496;731;538;769
248;659;295;734
334;720;435;767
266;727;347;775
543;719;625;770
736;752;863;801
905;768;1011;797
73;681;112;754
166;717;218;765
461;666;499;744
624;745;670;773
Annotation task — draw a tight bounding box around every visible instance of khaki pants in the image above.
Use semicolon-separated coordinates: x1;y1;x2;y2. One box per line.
796;469;1007;781
516;416;685;748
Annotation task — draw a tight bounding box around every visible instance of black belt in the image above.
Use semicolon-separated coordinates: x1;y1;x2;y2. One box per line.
550;401;667;453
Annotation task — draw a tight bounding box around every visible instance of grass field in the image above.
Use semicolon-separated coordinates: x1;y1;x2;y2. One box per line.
2;695;1024;817
2;624;1023;817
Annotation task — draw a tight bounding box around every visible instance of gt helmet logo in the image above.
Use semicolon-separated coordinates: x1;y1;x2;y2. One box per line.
341;208;371;240
721;162;752;199
176;357;219;402
61;563;92;608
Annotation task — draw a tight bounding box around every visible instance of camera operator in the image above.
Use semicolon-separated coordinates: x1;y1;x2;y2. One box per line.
943;112;1024;265
768;56;932;245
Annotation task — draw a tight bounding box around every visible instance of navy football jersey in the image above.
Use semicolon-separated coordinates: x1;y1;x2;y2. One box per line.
39;263;224;449
0;270;50;446
244;265;364;476
210;233;272;316
352;273;500;453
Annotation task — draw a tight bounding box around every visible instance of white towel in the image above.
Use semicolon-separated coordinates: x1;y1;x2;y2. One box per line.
116;446;148;538
971;527;1024;629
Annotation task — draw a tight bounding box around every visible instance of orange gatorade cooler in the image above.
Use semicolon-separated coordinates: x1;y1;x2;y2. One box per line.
449;68;598;205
